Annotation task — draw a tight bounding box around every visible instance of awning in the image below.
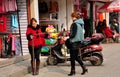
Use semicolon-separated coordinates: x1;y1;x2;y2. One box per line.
107;0;120;12
98;2;112;12
89;0;113;2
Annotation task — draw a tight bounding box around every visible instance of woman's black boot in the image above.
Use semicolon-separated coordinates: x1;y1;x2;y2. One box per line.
68;67;75;76
81;65;88;75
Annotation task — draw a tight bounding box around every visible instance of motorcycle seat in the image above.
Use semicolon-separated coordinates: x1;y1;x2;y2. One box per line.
81;40;91;47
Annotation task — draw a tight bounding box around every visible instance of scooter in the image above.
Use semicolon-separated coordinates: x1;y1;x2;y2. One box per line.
47;33;104;66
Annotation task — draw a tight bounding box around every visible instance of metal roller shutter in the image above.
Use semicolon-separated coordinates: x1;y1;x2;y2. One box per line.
17;0;28;55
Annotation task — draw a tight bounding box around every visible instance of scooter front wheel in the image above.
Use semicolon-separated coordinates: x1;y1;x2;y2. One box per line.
90;53;103;66
47;56;58;65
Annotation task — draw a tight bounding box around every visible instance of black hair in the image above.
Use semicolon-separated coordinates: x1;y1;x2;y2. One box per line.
30;18;37;25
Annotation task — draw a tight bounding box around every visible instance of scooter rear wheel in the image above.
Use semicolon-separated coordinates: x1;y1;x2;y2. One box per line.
90;53;103;66
47;56;58;65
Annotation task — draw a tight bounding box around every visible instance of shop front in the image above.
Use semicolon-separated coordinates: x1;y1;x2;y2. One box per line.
0;0;28;58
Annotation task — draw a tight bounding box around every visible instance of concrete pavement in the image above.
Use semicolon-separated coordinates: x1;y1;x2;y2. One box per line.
0;54;48;77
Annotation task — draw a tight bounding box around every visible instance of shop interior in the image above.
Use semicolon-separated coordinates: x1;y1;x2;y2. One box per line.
38;0;59;33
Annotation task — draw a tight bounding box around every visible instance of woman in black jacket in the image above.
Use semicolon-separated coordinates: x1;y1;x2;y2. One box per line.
68;12;88;76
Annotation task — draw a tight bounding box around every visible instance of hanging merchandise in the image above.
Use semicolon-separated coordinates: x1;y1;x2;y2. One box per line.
3;0;9;13
49;0;59;13
81;6;87;18
1;36;7;56
39;1;48;13
98;13;104;22
41;46;50;53
46;24;58;39
73;0;80;11
8;0;17;12
46;25;56;33
0;15;7;32
49;38;56;44
7;33;12;57
45;39;51;45
73;0;80;5
11;14;18;30
0;0;6;13
0;0;17;13
12;36;16;51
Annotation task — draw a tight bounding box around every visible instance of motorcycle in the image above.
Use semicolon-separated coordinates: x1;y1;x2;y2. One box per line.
47;33;104;66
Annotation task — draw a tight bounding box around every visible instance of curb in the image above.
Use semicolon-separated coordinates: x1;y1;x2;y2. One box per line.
0;54;30;68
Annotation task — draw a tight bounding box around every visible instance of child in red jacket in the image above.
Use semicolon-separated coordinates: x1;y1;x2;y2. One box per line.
26;18;45;75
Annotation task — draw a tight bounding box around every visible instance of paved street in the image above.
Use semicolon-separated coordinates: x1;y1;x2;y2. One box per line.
24;43;120;77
